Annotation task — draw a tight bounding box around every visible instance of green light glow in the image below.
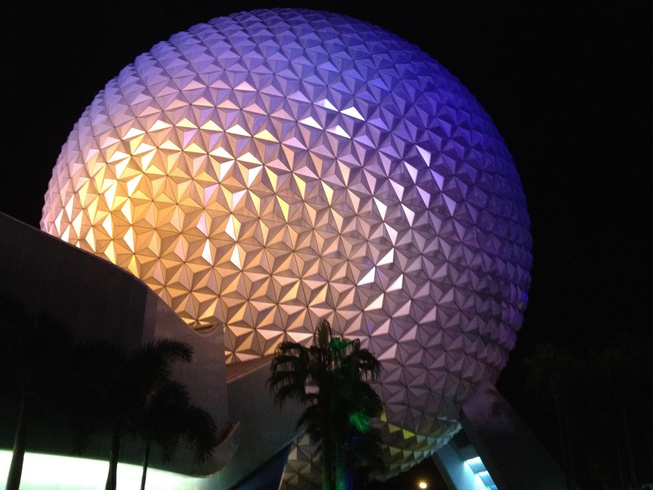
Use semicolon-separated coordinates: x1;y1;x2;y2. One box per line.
348;411;370;433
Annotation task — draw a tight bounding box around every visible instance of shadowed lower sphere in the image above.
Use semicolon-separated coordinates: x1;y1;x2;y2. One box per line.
40;8;532;480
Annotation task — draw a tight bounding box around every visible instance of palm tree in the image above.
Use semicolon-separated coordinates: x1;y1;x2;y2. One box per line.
72;338;197;490
134;378;217;490
523;343;578;490
269;319;383;490
524;337;653;489
0;295;75;490
591;333;653;489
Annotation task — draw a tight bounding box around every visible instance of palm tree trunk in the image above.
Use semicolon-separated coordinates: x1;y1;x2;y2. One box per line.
562;403;576;490
6;392;31;490
621;406;637;489
644;425;653;469
612;417;626;490
334;444;346;490
140;439;151;490
317;385;334;490
106;423;121;490
321;428;333;489
553;397;568;489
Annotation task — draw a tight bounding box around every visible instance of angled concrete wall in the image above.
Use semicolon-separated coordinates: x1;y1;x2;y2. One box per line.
0;213;230;475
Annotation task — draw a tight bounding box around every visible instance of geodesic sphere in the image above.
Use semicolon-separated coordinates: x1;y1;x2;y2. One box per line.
41;8;531;474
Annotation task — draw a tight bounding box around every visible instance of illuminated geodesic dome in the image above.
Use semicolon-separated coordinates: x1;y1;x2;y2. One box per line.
41;8;531;479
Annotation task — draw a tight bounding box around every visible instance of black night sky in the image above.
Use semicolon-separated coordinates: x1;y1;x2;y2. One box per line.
1;0;651;485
